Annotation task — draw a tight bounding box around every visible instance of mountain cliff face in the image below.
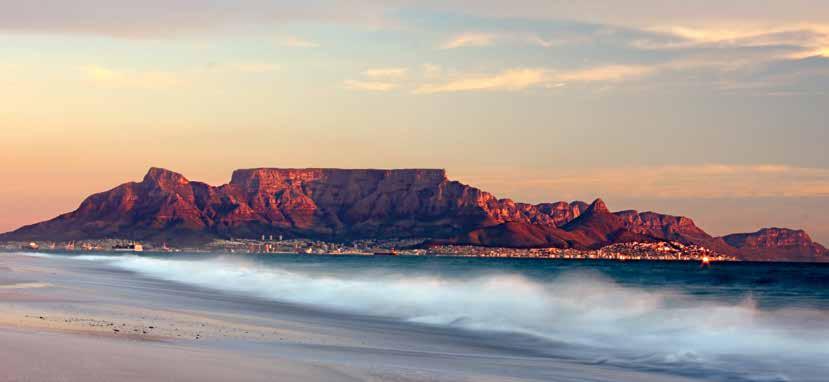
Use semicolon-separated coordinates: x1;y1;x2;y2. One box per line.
560;199;656;248
615;210;709;242
453;199;751;253
1;167;825;261
2;167;559;244
613;209;737;255
722;228;828;261
532;201;590;226
455;199;634;249
456;222;578;249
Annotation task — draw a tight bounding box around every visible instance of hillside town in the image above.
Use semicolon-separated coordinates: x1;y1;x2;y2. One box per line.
426;241;735;261
0;237;736;262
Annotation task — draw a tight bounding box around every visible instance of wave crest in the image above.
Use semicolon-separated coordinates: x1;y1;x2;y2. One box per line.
20;252;829;381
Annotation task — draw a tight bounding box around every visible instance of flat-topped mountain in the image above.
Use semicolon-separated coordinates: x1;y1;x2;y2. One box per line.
1;167;825;261
2;167;557;244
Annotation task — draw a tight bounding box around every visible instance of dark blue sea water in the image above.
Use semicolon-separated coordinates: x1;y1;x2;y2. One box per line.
239;255;829;309
25;252;829;381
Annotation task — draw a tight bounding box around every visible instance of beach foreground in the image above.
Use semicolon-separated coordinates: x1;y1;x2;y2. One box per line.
0;252;709;382
2;252;828;382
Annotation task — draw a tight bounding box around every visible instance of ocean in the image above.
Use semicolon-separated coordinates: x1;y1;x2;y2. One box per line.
21;252;829;381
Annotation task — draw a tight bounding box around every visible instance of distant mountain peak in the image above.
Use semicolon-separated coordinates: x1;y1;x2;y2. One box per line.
586;198;610;214
143;167;189;187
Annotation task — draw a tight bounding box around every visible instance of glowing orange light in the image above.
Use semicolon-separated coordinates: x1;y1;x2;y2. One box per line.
701;256;711;266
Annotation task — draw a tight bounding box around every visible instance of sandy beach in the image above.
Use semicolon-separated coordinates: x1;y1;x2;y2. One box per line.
0;252;726;382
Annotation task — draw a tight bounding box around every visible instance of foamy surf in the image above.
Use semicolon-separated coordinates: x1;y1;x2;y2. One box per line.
19;252;829;381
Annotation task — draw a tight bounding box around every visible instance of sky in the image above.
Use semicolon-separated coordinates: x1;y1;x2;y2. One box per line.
0;1;827;244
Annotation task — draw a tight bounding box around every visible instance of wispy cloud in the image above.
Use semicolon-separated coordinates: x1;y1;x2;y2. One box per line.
362;67;408;79
344;66;409;91
83;65;181;89
414;68;547;94
413;65;654;94
636;24;829;60
227;62;281;73
279;36;320;48
656;25;827;45
440;33;497;49
439;32;583;50
83;61;281;89
555;65;654;82
527;35;567;48
343;79;398;92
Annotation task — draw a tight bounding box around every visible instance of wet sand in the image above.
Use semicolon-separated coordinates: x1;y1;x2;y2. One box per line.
0;253;702;382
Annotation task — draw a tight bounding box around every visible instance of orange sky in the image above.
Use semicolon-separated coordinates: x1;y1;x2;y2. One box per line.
1;1;827;243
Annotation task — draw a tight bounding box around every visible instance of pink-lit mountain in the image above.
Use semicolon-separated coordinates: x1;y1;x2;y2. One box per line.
1;167;825;261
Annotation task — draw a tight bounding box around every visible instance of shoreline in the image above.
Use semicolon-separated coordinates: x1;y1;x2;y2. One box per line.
0;246;737;262
10;247;829;265
3;238;745;262
0;251;711;382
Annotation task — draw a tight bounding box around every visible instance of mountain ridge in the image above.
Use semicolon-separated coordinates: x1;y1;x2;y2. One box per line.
1;167;825;261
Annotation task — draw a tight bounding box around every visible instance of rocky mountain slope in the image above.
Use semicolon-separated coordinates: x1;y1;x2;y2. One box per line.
722;228;828;261
2;167;561;244
1;167;825;261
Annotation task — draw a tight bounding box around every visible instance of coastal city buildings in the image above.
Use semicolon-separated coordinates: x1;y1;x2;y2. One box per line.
1;238;737;262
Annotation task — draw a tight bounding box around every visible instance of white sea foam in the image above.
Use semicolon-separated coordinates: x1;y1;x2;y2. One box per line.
19;252;829;379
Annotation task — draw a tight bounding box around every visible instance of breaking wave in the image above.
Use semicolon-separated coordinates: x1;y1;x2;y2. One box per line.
22;252;829;381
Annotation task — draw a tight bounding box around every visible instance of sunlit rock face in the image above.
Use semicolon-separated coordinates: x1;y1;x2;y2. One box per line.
1;167;562;243
2;167;826;261
457;199;652;250
722;228;828;261
534;201;590;226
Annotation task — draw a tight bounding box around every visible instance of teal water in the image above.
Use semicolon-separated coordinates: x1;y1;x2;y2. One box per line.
24;252;829;381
